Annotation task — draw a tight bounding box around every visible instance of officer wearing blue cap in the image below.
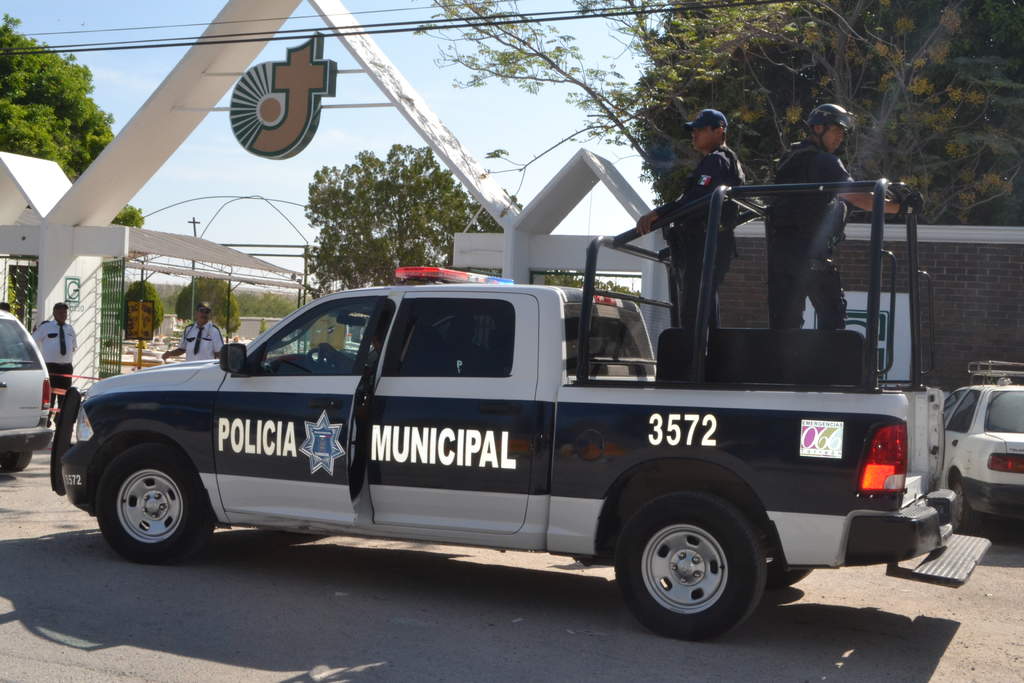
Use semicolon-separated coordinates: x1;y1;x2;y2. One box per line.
637;107;745;333
767;104;900;330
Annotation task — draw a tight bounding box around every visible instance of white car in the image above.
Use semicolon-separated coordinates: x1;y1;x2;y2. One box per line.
0;310;52;472
943;383;1024;530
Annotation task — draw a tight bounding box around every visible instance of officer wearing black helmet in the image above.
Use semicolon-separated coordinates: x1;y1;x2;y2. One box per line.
767;103;899;330
637;108;745;332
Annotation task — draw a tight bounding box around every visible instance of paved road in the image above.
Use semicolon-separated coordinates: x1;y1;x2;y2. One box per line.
2;452;1022;682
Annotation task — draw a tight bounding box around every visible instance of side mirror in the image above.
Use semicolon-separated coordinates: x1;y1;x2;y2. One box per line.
219;343;248;375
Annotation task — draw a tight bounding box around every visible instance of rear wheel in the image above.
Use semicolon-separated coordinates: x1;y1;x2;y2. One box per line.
951;476;980;533
765;561;813;590
0;451;32;472
96;444;213;564
615;492;766;640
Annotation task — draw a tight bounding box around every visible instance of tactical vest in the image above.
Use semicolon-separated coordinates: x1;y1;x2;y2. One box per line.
681;145;745;232
768;142;839;231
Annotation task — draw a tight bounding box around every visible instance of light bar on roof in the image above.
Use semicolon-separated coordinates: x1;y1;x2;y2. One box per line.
394;266;513;285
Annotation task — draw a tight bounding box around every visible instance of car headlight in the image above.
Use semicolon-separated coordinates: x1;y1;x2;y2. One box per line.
76;406;94;441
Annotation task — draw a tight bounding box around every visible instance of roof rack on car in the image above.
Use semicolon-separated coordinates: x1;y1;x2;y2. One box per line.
968;360;1024;385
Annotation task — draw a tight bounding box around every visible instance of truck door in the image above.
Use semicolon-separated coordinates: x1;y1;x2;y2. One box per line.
214;295;385;528
367;292;541;534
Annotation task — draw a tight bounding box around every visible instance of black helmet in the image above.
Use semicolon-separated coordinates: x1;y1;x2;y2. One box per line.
806;103;854;131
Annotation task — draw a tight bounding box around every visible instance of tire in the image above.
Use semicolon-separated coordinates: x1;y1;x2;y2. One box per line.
0;451;32;473
765;562;813;590
951;477;980;533
96;444;214;564
615;492;766;641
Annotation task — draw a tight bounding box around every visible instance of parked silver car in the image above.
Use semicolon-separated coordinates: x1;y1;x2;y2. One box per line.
0;310;52;472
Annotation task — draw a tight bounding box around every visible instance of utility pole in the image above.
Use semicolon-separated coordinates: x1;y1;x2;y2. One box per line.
188;217;200;315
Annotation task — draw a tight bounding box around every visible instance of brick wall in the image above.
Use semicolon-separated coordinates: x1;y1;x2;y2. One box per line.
716;235;1024;390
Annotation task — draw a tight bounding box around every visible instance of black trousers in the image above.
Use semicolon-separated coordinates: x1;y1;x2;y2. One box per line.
666;226;734;368
46;362;73;425
766;227;846;330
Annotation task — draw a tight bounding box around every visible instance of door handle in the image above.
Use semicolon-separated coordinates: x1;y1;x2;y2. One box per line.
309;397;344;410
0;381;6;388
480;401;522;416
951;439;958;447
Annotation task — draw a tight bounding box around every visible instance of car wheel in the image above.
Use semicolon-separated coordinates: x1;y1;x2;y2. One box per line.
951;477;980;533
765;561;813;590
96;444;213;564
615;492;766;641
0;451;32;472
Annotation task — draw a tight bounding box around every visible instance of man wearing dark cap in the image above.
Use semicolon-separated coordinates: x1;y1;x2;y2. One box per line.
162;303;224;362
637;107;745;334
767;103;900;330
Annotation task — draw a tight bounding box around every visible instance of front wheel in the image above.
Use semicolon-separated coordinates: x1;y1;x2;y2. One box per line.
615;492;766;641
96;444;213;564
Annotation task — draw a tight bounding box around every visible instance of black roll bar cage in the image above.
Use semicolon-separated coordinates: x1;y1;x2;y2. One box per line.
576;179;929;392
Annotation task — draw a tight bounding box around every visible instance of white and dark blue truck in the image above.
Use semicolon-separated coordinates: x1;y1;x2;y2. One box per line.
52;181;990;640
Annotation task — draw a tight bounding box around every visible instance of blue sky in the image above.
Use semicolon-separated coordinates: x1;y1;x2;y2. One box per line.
7;1;661;274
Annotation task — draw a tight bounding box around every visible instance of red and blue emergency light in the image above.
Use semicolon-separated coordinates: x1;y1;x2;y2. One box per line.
394;266;513;285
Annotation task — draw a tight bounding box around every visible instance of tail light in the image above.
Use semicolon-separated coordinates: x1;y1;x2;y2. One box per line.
988;453;1024;474
41;378;51;410
859;423;907;493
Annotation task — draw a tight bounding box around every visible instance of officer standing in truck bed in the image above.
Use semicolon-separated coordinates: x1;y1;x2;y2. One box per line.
766;103;901;330
636;108;745;332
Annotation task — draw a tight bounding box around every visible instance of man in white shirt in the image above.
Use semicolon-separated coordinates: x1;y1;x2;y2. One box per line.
162;302;224;362
32;302;78;424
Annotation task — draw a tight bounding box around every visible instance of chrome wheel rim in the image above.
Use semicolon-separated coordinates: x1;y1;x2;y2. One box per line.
641;523;727;614
116;469;183;543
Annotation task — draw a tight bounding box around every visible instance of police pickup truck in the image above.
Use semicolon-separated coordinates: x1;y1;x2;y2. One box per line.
55;181;989;641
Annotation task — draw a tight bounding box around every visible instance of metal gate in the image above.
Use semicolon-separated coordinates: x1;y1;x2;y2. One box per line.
99;258;125;378
3;257;38;328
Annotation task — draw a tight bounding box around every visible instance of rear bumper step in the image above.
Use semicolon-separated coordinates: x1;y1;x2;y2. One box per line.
886;533;991;587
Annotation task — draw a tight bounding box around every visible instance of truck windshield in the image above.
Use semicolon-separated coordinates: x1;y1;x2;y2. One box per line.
564;301;654;379
985;392;1024;434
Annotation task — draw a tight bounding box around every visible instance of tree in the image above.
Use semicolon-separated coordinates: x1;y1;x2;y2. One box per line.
433;1;1024;224
174;278;240;334
0;15;113;178
112;205;145;227
305;144;501;294
124;280;164;330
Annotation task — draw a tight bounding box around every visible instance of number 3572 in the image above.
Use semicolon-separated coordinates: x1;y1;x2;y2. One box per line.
648;413;718;447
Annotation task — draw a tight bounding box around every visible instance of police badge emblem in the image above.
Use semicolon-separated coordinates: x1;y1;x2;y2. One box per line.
299;410;346;475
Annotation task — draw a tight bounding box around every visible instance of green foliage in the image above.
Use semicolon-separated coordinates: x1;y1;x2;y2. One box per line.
538;270;638;294
158;283;295;320
174;278;240;334
0;15;114;178
232;289;297;318
306;144;502;293
112;205;144;227
124;280;163;326
437;1;1024;224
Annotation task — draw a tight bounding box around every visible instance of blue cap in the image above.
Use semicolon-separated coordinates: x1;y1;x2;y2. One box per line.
684;108;728;130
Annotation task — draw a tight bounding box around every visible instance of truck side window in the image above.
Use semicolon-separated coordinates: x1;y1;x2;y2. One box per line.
946;390;980;433
259;297;379;376
384;298;515;378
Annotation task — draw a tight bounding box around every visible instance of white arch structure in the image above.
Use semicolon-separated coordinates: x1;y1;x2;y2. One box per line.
0;0;663;379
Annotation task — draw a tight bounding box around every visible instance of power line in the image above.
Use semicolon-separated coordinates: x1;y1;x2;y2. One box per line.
0;1;787;57
6;7;604;54
18;0;533;38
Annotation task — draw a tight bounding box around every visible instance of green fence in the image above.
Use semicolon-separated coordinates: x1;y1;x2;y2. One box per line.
99;258;125;379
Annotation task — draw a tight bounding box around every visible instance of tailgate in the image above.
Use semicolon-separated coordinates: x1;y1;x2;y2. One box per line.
903;387;945;502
